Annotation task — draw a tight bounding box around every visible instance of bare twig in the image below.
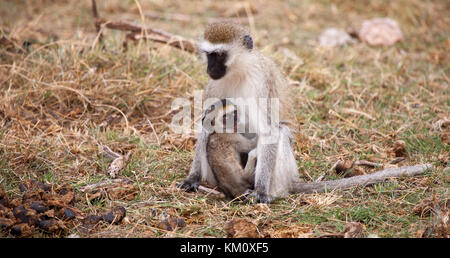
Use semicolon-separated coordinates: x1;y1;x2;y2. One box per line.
390;157;406;164
143;10;251;24
316;160;340;182
198;185;223;196
354;160;382;167
127;31;197;53
91;0;103;43
102;144;121;159
80;178;133;192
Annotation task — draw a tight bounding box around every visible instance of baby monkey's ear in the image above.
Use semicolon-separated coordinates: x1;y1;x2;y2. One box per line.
243;35;253;50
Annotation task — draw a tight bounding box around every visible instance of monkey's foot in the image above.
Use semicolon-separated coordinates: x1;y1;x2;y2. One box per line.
177;180;199;192
240;189;272;204
254;192;272;204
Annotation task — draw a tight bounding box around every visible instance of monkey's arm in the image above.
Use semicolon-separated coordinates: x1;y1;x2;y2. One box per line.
178;129;210;191
291;164;432;194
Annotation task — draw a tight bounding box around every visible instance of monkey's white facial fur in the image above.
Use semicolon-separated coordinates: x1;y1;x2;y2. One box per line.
200;41;232;55
200;41;248;80
199;41;239;66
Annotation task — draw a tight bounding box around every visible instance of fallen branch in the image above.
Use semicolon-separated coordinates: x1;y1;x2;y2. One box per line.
126;30;197;53
95;19;197;53
293;164;432;194
143;10;251;24
90;0;197;53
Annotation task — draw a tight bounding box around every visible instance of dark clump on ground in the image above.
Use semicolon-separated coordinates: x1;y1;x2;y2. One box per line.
0;180;126;237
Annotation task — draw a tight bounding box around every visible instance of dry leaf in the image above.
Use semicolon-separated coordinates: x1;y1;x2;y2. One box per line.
335;160;354;176
225;218;260;238
157;216;186;231
391;140;407;157
319;222;365;238
413;196;439;217
343;222;365;238
108;156;124;178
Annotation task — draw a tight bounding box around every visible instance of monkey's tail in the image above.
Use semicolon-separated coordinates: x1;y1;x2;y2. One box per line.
290;164;432;194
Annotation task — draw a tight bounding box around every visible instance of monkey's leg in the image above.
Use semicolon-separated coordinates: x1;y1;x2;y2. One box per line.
254;140;278;204
178;129;217;191
207;134;254;200
254;125;298;203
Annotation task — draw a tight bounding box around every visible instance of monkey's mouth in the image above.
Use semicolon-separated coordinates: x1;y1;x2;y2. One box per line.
207;68;227;80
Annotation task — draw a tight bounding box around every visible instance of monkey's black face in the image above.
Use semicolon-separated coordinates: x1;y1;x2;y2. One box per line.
206;51;227;80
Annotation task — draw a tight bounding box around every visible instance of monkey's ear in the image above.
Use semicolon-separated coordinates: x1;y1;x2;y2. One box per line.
243;35;253;50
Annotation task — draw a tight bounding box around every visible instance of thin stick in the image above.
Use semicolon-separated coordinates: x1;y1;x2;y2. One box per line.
147;119;161;146
91;0;103;43
80;178;133;192
354;160;382;167
198;185;222;196
316;160;340;182
102;144;121;159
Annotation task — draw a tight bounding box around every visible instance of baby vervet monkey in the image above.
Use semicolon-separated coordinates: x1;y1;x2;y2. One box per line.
178;22;431;203
201;99;258;200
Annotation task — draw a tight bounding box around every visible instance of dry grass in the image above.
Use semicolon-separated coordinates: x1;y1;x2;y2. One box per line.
0;0;448;238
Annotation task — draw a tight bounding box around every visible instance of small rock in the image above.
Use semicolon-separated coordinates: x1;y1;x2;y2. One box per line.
359;18;403;46
318;28;355;47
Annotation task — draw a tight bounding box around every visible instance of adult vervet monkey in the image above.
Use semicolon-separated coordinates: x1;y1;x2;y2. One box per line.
178;22;431;203
178;21;297;203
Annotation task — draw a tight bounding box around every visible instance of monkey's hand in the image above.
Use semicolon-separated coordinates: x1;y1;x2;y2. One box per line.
242;189;256;203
